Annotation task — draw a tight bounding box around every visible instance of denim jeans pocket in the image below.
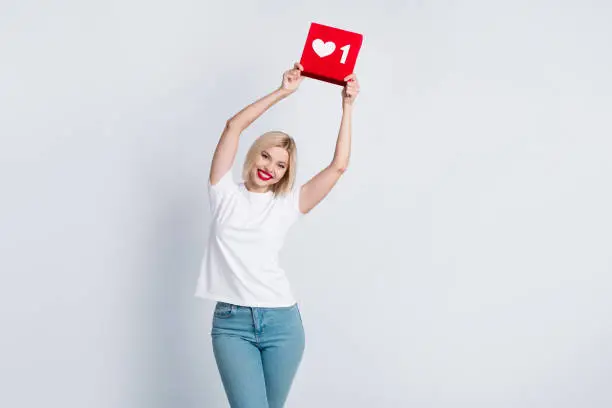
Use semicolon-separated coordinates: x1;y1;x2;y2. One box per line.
214;302;236;319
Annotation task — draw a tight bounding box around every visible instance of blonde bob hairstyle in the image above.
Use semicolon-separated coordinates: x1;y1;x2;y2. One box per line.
242;131;297;197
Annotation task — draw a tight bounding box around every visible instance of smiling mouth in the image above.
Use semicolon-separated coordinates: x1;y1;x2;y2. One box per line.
257;169;273;181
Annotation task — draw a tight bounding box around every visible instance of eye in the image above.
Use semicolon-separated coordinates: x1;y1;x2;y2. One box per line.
261;152;269;159
278;164;286;169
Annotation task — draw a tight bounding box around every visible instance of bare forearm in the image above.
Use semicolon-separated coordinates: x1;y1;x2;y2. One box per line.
227;88;291;130
331;105;353;171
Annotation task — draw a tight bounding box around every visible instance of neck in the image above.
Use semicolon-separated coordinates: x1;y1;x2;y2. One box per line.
244;179;270;194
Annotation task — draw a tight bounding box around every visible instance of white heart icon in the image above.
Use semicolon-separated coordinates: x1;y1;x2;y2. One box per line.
312;39;336;58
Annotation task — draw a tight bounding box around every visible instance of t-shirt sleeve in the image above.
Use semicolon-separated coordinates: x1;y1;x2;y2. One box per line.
208;170;238;214
287;185;306;220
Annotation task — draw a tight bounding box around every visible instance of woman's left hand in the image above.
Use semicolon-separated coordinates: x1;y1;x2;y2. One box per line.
342;74;360;107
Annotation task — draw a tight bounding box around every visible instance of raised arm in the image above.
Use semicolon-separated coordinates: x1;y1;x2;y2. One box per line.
299;74;360;214
209;63;304;185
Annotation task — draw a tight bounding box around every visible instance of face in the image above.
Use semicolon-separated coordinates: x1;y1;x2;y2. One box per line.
249;146;289;189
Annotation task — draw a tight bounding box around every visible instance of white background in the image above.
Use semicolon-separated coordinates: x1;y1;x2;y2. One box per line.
1;1;611;407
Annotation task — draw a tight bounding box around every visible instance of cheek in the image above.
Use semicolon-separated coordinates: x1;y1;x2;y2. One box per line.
254;158;266;170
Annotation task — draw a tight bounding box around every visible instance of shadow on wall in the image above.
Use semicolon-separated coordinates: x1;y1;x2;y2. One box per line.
137;185;215;408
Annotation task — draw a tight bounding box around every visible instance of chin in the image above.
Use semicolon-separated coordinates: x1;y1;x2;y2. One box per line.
261;179;276;188
251;175;271;187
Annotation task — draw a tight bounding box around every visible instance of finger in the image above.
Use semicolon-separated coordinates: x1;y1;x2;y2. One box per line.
294;62;304;71
344;73;356;82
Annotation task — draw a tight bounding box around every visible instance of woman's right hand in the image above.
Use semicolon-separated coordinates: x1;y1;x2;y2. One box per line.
279;62;304;94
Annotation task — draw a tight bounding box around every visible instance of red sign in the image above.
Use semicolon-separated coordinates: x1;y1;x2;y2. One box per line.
299;22;363;86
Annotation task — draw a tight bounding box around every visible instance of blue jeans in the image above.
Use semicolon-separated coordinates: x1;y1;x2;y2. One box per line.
211;301;306;408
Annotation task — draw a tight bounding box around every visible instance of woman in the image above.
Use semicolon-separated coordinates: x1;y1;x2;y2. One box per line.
195;62;359;407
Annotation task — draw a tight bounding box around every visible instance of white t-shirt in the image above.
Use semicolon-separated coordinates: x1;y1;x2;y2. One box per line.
194;170;305;307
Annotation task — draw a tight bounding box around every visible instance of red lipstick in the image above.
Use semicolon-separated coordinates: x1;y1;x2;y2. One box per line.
257;169;273;181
